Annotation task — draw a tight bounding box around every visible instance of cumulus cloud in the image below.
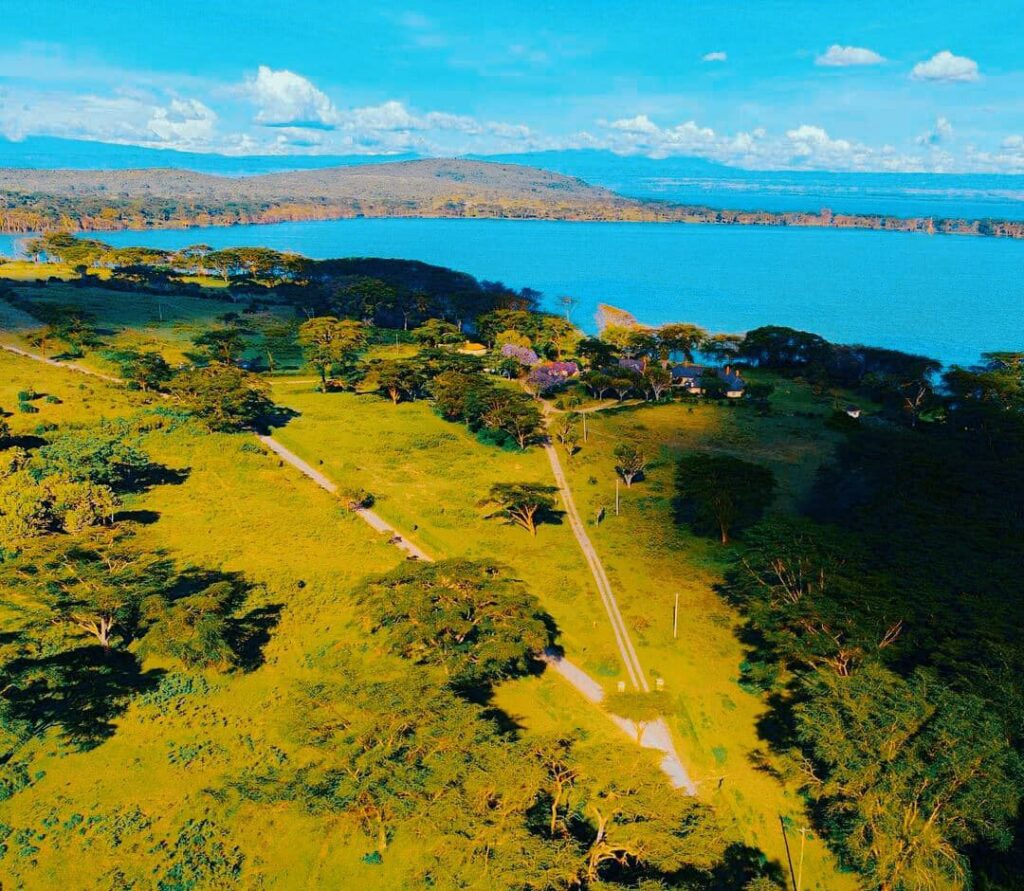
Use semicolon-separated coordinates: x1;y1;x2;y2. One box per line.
0;87;218;150
339;100;481;134
815;45;885;67
910;51;980;83
147;98;217;147
915;116;954;146
591;113;942;172
246;65;340;127
702;51;727;63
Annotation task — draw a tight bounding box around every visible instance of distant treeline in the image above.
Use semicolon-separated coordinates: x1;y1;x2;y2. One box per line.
4;185;1024;239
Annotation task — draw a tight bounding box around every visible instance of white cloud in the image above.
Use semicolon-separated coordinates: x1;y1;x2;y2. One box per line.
0;87;218;151
815;45;885;67
702;51;727;63
246;65;340;127
147;98;217;147
915;115;954;146
910;51;980;83
339;100;481;134
589;114;944;172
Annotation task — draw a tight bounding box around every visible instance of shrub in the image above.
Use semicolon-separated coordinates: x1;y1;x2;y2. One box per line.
17;402;38;414
341;487;375;510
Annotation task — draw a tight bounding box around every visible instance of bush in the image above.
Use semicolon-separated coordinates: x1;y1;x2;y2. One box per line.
16;390;38;402
341;487;375;510
43;395;61;405
17;402;38;414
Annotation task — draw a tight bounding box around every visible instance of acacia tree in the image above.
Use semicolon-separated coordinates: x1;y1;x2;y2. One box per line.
643;365;672;401
2;537;172;648
105;348;173;391
604;690;671;744
571;749;725;884
657;322;706;363
414;318;462;346
191;327;246;365
168;365;274;431
795;663;1023;891
139;580;243;669
610;376;636;401
614;443;647;487
353;559;552;686
676;452;775;543
581;371;613;400
530;734;580;837
369;359;427;404
554;415;580;461
480;392;542;449
480;482;559;536
429;370;492;424
297;316;365;391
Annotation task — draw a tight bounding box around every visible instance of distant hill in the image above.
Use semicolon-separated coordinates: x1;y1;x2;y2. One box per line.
2;156;1023;241
0;158;669;232
0;136;419;174
0;158;618;203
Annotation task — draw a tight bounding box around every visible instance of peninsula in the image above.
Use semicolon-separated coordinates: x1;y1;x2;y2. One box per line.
2;158;1023;240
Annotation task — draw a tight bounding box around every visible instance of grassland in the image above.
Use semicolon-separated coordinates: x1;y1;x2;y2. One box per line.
0;274;290;369
0;349;685;889
0;274;863;887
266;376;859;889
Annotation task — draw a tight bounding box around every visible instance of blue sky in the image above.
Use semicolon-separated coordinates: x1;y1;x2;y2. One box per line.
2;0;1023;171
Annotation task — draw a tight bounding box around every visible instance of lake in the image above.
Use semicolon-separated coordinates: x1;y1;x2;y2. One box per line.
3;218;1022;366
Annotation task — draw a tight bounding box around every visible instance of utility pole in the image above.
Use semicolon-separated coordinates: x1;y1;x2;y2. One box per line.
673;591;679;639
615;478;620;516
797;827;807;891
582;412;588;442
780;816;797;891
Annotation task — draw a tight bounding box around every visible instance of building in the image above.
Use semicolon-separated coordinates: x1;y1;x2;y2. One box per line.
542;360;580;378
670;363;746;398
670;364;706;394
719;366;746;399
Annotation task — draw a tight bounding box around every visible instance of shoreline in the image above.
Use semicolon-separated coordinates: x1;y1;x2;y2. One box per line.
4;202;1024;241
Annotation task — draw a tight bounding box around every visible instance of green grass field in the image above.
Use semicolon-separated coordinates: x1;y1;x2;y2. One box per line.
0;278;295;370
266;380;858;889
0;350;691;889
0;276;864;888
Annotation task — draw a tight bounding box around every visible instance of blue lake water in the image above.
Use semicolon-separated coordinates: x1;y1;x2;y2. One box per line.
2;218;1022;366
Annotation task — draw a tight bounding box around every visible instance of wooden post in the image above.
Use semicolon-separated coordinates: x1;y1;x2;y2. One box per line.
673;591;679;639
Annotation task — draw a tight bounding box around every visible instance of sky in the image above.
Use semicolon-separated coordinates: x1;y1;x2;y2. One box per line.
2;1;1024;172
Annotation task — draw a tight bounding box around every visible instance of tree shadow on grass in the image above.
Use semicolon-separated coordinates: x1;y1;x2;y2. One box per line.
112;508;162;526
117;462;191;495
4;645;164;751
228;603;284;672
253;404;300;435
4;434;47;451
